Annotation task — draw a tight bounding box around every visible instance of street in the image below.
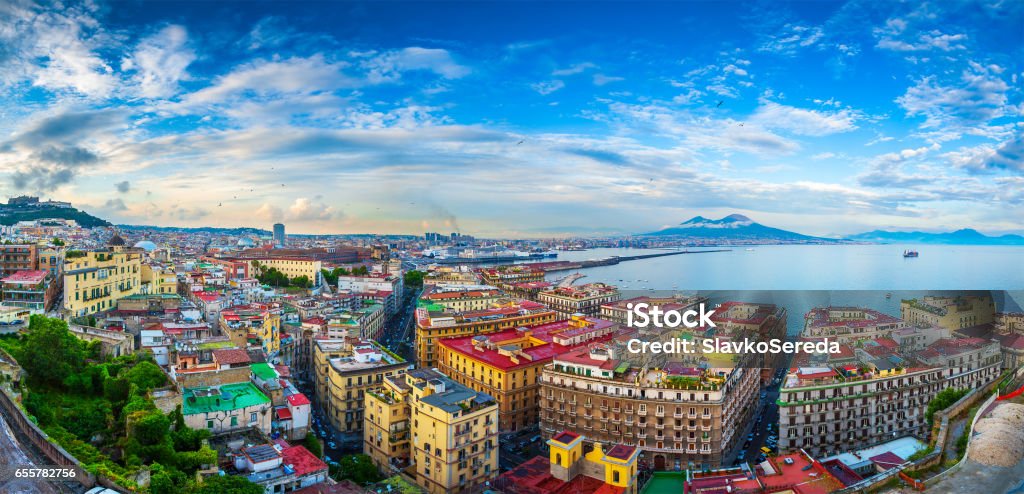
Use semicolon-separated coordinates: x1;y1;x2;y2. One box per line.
724;369;785;467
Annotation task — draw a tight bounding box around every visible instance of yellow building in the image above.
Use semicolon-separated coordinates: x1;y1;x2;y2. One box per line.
901;295;996;330
493;430;639;494
62;236;142;317
142;264;178;295
436;316;620;432
314;338;411;435
251;257;322;284
363;368;499;494
414;299;556;368
220;304;282;356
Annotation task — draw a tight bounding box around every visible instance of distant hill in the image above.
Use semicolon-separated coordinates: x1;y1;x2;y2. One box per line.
0;205;111;228
641;214;839;243
118;224;271;236
848;229;1024;245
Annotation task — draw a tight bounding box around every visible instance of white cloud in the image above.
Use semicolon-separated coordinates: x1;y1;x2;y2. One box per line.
364;47;469;82
176;54;355;109
811;152;836;160
552;62;597;76
531;80;564;95
123;25;195;98
593;74;624;86
896;62;1011;133
750;100;861;136
758;24;824;55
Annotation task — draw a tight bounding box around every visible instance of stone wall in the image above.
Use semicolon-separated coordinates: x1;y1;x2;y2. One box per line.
175;366;250;389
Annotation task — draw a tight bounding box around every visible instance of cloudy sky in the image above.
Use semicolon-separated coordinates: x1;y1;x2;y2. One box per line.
0;0;1021;237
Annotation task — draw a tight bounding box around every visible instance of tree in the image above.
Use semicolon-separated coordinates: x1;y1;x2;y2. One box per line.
51;237;65;246
192;474;264;494
132;410;171;446
321;267;350;285
303;433;322;458
331;454;382;485
352;265;370;276
403;270;424;289
19;315;85;388
291;275;312;289
125;361;167;391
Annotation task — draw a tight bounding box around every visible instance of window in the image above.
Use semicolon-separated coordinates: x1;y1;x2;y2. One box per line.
250;412;257;423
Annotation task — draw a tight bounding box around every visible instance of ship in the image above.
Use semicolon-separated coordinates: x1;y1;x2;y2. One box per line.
903;250;919;258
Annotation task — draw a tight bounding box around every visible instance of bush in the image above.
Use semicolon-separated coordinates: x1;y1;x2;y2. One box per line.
926;388;969;424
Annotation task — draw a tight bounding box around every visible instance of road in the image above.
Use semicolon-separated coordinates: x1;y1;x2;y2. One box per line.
0;412;61;494
724;371;784;466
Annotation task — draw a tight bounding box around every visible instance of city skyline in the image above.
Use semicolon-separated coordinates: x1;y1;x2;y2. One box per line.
0;0;1022;237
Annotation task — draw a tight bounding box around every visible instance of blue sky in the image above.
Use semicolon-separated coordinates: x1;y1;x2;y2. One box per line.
0;0;1021;237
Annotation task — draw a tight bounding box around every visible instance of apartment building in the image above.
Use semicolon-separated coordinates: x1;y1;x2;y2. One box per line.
437;315;621;432
537;283;621;317
182;381;273;435
423;266;480;286
900;295;996;330
539;344;759;471
477;265;545;286
141;263;178;295
335;273;404;315
324;300;385;340
220;304;283;357
495;431;640;494
419;284;503;312
0;244;38;278
63;239;142;317
803;306;907;343
363;368;499;494
414;299;557;368
313;338;412;436
1;270;58;312
777;337;1001;458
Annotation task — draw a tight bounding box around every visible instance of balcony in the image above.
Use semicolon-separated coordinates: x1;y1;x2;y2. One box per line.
655;423;665;430
584;402;593;409
600;405;608;411
655;410;665;417
637;409;647;416
674;412;683;418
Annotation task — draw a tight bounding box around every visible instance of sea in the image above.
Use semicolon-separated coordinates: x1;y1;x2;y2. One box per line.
527;245;1024;337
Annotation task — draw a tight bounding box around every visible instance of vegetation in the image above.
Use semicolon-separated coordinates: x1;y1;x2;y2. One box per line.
9;315;246;493
51;237;65;246
0;206;111;227
303;432;322;458
403;270;424;289
290;275;312;288
191;474;264;494
321;267;350;285
330;454;382;485
907;446;934;462
926;387;969;424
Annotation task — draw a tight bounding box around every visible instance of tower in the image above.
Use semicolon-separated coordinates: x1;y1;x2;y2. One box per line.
273;223;286;247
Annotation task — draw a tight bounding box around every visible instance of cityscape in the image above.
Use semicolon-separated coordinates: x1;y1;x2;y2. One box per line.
0;210;1023;494
1;0;1023;493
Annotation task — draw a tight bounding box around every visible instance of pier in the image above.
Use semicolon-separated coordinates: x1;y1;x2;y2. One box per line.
524;249;732;272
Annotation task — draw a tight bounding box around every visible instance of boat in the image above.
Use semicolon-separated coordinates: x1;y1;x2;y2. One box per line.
885;292;892;299
745;248;755;251
903;250;919;258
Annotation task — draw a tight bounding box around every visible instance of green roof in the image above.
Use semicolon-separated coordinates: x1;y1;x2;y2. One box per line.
640;472;686;494
183;382;270;415
251;362;278;381
196;340;235;350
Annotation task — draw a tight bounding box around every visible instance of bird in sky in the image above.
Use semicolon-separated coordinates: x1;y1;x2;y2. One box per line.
517;140;524;145
716;101;724;108
218;202;222;207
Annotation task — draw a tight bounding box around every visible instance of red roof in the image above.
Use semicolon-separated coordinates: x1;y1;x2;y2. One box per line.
280;445;328;477
1;270;48;284
276;406;293;420
552;431;580;444
287;393;311;407
869;452;905;470
213;348;251;365
605;444;636;461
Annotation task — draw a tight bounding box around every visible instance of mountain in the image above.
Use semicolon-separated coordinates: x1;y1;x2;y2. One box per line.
848;229;1024;245
0;204;111;228
641;214;836;243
